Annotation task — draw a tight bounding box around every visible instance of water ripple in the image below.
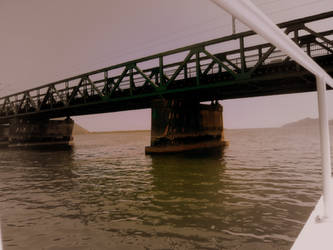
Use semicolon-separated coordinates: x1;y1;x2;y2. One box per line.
0;129;324;249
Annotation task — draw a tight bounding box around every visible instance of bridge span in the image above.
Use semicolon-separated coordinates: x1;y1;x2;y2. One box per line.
0;11;332;152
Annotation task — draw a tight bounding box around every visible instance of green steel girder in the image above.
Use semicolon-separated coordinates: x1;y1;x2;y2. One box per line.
0;11;333;122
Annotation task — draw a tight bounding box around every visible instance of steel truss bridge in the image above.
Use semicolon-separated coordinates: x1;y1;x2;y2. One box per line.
0;11;332;123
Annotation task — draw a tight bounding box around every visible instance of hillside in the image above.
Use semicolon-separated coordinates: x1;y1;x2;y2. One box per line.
282;117;333;128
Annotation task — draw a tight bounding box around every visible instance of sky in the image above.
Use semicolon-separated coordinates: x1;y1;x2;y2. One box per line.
0;0;333;131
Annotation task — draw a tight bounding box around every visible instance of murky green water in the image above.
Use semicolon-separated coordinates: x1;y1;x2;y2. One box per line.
0;127;325;249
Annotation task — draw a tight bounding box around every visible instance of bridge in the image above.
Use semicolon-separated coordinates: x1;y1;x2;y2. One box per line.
0;11;332;152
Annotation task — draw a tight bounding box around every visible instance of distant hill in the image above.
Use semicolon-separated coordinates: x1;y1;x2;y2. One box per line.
282;118;333;128
73;123;90;134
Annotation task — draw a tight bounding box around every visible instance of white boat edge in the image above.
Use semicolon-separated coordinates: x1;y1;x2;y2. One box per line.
291;179;333;250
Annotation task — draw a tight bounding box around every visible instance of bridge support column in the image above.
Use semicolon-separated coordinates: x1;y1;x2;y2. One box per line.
8;118;74;147
0;124;9;146
145;99;227;154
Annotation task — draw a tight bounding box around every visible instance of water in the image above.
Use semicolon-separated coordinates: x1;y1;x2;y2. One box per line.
0;127;326;249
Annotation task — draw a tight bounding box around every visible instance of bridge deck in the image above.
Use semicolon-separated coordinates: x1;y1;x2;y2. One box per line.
0;11;332;122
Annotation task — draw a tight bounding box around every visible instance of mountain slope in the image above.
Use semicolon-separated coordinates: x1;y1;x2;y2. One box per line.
282;118;333;128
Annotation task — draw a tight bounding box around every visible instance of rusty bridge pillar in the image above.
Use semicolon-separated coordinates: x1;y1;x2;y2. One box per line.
8;118;74;147
145;98;227;154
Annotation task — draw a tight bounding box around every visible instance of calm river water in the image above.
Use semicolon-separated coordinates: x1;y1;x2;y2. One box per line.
0;127;326;249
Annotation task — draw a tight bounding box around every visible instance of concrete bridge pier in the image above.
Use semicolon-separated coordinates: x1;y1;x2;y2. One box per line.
145;98;227;154
7;117;74;147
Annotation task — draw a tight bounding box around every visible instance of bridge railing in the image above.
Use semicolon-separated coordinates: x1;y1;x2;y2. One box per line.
0;11;332;119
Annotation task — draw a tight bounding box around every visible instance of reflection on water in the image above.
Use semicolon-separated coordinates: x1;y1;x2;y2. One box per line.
0;129;324;249
150;151;226;228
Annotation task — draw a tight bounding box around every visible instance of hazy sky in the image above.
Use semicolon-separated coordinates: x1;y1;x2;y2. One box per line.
0;0;333;131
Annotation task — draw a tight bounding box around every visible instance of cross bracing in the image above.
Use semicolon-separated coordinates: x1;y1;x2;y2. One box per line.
0;11;332;122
